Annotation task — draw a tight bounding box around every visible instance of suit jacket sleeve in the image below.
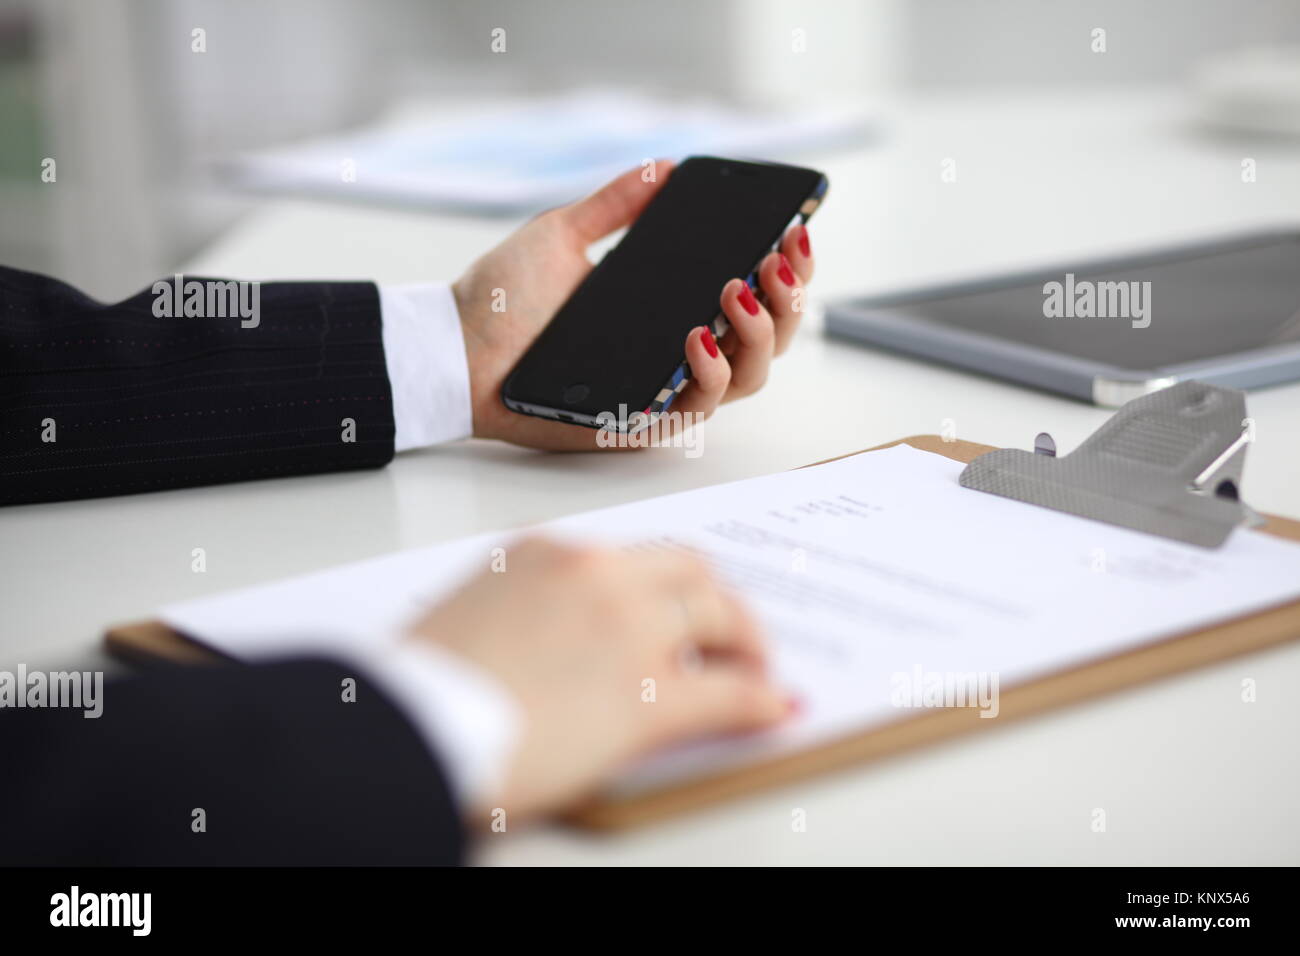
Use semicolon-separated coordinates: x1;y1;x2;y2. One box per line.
0;265;395;505
0;658;464;865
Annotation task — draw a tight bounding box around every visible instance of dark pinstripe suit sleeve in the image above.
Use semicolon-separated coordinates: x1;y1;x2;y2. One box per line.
0;658;465;865
0;265;396;505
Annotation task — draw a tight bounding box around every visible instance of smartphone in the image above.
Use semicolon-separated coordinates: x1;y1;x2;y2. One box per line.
501;156;829;430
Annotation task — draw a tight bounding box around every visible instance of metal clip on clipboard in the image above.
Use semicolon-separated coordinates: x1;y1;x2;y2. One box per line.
959;381;1261;548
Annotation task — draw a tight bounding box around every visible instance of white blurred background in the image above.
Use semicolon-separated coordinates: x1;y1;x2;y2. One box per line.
1;0;1298;298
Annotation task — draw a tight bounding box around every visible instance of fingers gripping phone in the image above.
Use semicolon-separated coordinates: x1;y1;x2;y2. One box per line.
501;156;828;431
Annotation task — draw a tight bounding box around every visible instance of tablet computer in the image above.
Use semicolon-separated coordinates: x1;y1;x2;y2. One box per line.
825;230;1300;406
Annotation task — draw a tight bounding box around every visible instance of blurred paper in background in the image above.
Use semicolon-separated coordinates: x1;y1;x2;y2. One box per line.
218;89;875;214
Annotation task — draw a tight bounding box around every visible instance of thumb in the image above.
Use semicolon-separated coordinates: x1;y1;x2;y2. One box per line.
669;668;789;740
563;159;674;244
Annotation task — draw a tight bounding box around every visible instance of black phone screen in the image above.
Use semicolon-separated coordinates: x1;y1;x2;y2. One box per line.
502;157;825;421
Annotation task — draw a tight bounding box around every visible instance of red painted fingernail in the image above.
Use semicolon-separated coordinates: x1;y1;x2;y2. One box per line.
787;695;804;716
737;283;760;316
797;226;811;258
700;326;719;358
777;254;796;287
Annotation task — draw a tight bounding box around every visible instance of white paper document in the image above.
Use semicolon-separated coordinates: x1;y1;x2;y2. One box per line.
221;90;874;214
161;445;1300;792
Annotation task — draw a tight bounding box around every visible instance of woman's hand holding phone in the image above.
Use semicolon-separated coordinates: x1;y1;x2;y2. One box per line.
453;160;817;450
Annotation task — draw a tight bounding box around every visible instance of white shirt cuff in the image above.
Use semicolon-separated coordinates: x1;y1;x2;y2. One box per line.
346;639;521;811
379;282;474;451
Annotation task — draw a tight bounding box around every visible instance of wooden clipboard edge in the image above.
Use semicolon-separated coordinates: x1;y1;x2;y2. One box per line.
104;620;226;668
102;435;1300;831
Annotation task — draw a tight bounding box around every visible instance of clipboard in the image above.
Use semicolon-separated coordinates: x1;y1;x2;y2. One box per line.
104;406;1300;831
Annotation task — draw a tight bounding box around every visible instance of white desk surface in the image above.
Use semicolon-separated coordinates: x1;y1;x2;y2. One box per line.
4;89;1299;864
